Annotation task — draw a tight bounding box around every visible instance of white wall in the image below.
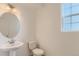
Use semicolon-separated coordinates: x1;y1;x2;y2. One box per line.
14;3;79;56
12;4;39;56
36;4;79;56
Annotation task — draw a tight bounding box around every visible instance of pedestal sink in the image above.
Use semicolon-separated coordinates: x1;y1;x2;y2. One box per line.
0;41;24;56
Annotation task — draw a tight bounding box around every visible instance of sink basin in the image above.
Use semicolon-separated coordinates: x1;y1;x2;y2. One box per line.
0;41;24;51
0;41;24;56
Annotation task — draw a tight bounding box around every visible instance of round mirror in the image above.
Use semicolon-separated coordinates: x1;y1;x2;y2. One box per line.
0;12;20;38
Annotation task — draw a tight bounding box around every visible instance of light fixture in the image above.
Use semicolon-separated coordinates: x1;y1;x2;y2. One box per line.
8;4;15;10
7;3;20;15
7;3;16;12
0;3;20;15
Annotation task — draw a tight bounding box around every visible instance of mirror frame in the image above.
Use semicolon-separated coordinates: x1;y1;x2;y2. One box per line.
0;9;21;39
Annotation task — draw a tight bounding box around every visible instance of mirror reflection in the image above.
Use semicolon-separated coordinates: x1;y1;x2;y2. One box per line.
0;12;20;38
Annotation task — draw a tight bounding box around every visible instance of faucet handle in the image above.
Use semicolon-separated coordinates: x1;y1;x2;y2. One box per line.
8;39;15;44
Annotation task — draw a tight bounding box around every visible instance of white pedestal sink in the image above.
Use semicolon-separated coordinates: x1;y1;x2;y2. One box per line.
0;41;24;56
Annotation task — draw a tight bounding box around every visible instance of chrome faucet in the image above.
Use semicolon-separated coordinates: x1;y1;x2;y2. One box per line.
8;39;15;44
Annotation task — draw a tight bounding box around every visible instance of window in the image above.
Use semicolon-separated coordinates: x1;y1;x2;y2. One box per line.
62;3;79;32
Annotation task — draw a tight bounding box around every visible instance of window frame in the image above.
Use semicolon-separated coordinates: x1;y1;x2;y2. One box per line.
62;3;79;32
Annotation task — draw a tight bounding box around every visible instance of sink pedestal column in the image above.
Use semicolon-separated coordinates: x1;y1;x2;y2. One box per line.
9;50;16;56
